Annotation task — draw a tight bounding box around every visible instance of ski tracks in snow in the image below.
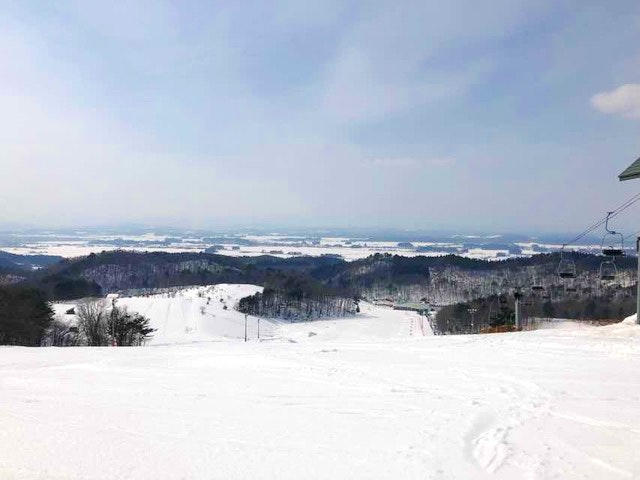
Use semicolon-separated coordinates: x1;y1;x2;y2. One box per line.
459;370;552;475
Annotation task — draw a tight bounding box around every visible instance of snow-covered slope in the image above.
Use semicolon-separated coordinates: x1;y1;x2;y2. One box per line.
3;290;640;479
117;284;270;344
55;285;430;345
278;301;433;342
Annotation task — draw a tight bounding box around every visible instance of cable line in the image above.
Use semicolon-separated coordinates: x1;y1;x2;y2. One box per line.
562;191;640;248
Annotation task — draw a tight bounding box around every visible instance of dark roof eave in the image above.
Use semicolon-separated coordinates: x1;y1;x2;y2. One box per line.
619;158;640;181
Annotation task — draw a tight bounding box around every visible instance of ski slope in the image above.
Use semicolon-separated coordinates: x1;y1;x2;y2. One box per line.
2;290;640;479
116;284;272;344
277;301;433;342
54;285;429;345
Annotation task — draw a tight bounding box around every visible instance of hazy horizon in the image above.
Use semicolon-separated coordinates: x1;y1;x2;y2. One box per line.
0;222;618;245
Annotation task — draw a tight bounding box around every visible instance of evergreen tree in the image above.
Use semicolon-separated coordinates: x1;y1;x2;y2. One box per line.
0;286;53;346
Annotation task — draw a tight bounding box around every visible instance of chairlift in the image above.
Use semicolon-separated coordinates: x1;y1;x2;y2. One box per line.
531;284;545;292
601;212;625;257
557;247;577;279
599;260;617;281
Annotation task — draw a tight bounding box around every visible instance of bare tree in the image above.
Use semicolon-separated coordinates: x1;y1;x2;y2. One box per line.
41;316;79;347
77;301;107;346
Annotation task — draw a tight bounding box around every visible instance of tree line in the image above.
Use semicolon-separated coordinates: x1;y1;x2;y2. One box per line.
435;286;636;334
0;284;154;347
237;271;358;320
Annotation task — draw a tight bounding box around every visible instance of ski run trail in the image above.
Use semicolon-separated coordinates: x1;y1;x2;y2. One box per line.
1;284;639;479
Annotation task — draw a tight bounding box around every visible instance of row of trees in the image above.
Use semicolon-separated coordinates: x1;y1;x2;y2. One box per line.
0;284;155;347
237;270;359;320
237;284;358;321
435;287;636;334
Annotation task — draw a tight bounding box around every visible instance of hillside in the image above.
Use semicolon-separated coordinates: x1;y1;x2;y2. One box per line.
21;250;640;321
54;284;425;345
0;250;62;270
55;284;272;345
0;250;63;285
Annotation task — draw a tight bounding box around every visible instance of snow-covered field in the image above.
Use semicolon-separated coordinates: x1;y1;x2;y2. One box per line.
2;233;536;261
4;242;510;261
2;287;640;479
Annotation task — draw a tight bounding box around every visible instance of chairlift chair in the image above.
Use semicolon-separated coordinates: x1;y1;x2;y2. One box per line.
599;260;617;281
601;212;625;257
559;270;576;279
557;247;577;279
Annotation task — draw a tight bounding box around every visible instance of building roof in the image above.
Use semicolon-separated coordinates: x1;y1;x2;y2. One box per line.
619;157;640;181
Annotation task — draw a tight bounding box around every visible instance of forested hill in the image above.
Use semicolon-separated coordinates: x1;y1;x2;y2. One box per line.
0;251;64;286
310;252;637;303
22;251;346;300
8;250;638;307
0;251;62;270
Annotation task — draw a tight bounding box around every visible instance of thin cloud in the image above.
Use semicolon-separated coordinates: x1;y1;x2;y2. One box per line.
367;157;455;168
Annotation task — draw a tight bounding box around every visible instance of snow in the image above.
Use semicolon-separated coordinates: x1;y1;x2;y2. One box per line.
278;302;433;342
2;287;640;479
116;284;271;345
4;234;521;262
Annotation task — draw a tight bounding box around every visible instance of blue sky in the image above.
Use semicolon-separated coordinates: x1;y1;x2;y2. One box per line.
1;1;640;233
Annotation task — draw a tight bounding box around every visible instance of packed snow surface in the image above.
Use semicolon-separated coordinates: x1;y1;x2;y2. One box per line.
2;290;640;479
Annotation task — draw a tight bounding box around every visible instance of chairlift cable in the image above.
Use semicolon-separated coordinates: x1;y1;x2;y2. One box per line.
556;191;640;282
623;229;640;242
563;191;640;248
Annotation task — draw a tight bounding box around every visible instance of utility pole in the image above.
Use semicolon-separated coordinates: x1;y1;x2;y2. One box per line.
244;314;248;342
514;291;521;330
257;317;260;340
